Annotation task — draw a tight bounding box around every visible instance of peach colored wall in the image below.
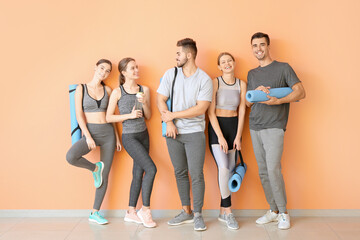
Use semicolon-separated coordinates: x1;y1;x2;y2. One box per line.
1;0;359;210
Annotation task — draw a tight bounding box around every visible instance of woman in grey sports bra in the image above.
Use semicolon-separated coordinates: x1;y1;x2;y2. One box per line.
207;52;247;230
66;59;121;225
106;58;157;228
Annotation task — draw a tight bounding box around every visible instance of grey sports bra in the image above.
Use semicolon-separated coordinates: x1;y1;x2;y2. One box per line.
215;77;241;111
82;84;109;112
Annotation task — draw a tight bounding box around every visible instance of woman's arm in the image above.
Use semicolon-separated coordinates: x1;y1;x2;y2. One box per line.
234;80;247;151
75;84;96;150
106;88;142;123
141;86;151;120
207;78;228;153
105;86;122;151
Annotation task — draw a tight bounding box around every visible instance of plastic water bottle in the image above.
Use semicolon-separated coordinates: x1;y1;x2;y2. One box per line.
135;92;143;110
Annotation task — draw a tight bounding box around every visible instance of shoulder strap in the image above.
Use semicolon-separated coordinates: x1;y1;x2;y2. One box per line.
81;84;85;111
170;67;178;112
237;150;245;166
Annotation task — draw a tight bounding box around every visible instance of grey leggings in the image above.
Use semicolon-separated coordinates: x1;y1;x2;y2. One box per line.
166;132;206;213
122;129;157;207
66;123;115;210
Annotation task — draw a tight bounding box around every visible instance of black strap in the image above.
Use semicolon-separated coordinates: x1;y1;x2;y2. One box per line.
237;150;245;166
81;84;85;111
169;67;178;112
71;125;81;136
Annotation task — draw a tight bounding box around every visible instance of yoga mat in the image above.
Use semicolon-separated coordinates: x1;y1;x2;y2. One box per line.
228;163;247;193
246;87;293;103
69;84;82;144
160;77;171;137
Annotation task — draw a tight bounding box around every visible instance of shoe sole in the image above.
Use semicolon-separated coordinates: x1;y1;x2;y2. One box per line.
167;219;194;226
124;217;142;224
194;226;207;231
94;162;104;189
137;211;157;228
89;218;108;225
256;219;278;225
218;217;226;223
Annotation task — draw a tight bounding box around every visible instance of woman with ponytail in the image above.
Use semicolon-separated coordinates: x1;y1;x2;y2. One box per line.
106;58;157;228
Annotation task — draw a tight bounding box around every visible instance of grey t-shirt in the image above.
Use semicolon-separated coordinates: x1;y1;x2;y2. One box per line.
247;61;300;131
157;67;213;134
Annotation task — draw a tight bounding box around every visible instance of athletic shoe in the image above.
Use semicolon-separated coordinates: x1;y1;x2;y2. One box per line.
124;211;142;224
89;211;108;225
218;213;226;222
138;208;156;228
92;162;104;188
278;213;291;230
225;213;239;230
256;210;279;224
167;210;194;226
194;212;206;231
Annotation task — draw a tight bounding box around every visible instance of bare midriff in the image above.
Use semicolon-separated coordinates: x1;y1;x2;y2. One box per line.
215;108;238;117
84;112;107;124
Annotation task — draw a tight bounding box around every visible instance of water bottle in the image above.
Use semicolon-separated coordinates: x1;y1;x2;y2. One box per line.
135;92;143;110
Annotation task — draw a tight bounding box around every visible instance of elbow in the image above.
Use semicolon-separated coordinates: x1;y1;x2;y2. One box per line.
106;115;113;123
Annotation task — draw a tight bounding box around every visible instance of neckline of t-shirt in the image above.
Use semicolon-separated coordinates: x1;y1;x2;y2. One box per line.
259;60;277;69
179;67;199;79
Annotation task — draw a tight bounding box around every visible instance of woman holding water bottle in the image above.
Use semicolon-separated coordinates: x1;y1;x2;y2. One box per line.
106;57;157;228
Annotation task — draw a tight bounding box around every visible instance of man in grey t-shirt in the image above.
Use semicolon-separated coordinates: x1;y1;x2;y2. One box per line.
246;32;306;230
157;38;212;231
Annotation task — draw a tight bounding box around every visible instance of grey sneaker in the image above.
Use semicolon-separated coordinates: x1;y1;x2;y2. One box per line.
194;212;207;231
225;213;239;230
167;210;194;226
218;213;226;222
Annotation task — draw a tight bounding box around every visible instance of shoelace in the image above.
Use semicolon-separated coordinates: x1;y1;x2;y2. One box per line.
279;214;286;221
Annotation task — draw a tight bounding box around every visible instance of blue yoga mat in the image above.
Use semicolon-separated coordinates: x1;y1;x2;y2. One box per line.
69;84;82;144
160;77;171;137
228;163;247;193
246;87;293;103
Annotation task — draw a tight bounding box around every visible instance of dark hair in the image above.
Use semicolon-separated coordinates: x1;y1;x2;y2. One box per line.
177;38;197;59
251;32;270;45
96;59;112;71
118;57;135;86
217;52;235;65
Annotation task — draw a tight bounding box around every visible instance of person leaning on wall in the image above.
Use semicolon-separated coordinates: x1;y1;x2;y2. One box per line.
106;57;157;228
207;52;247;230
157;38;213;231
66;59;122;225
246;32;306;230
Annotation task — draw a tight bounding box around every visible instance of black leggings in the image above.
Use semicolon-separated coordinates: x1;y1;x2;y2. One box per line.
208;117;238;208
66;123;116;210
122;129;157;207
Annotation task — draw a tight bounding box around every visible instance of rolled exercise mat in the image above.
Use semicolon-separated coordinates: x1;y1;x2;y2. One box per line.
228;163;247;193
246;87;293;103
69;84;82;144
159;77;171;137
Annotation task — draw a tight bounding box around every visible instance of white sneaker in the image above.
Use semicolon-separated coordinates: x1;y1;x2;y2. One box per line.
278;213;290;230
256;210;279;224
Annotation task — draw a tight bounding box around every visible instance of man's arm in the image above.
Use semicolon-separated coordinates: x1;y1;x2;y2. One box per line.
260;82;306;105
161;101;211;122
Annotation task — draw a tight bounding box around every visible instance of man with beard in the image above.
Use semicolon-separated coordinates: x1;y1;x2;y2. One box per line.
157;38;213;231
246;32;306;230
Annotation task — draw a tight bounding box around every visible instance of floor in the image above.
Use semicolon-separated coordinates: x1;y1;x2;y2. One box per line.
0;216;360;240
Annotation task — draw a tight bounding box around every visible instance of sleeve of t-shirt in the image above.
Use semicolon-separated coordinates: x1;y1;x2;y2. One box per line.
157;68;174;97
284;63;301;88
247;71;254;91
197;76;213;102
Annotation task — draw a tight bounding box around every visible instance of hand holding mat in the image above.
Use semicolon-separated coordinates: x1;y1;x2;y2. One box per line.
246;87;293;103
